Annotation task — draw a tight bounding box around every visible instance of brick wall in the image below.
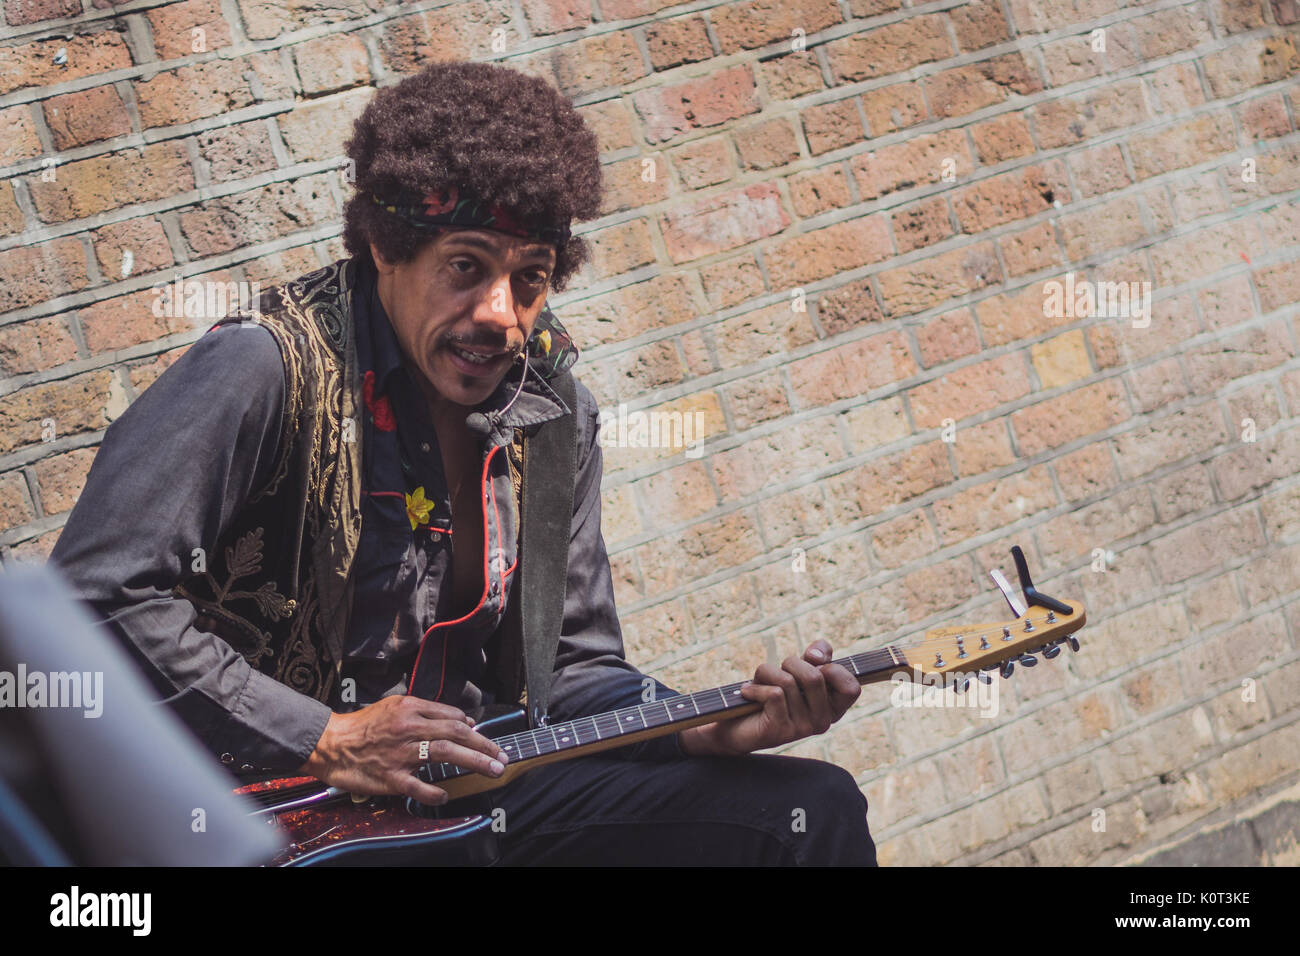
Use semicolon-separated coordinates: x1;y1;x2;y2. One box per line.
2;0;1298;865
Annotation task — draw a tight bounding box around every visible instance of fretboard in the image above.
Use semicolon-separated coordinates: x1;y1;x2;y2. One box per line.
424;645;904;784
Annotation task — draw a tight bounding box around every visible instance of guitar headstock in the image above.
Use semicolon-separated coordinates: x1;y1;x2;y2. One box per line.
899;602;1087;680
896;545;1088;685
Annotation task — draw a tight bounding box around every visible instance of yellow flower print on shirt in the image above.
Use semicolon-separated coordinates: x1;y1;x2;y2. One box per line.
405;486;434;530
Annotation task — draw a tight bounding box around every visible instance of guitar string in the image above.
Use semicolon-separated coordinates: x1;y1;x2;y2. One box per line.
423;614;1082;781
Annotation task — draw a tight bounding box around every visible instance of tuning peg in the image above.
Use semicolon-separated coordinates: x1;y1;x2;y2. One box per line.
1067;635;1080;652
1018;653;1038;667
976;671;992;684
1000;660;1015;679
955;676;971;693
1042;643;1062;660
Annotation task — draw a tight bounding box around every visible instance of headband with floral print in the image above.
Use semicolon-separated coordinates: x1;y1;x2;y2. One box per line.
369;184;572;250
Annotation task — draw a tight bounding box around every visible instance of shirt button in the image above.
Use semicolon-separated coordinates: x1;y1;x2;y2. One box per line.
420;442;430;453
491;581;499;596
240;763;254;773
220;753;234;765
431;532;441;542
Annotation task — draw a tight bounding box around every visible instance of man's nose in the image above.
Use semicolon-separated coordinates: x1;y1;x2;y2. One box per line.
472;275;520;334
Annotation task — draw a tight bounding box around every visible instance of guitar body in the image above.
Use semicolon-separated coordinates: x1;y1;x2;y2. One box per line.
238;708;528;867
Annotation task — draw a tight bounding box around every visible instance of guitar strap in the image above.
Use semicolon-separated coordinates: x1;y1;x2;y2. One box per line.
491;369;578;729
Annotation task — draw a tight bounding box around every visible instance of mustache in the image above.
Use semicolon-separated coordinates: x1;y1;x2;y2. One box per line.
442;332;522;355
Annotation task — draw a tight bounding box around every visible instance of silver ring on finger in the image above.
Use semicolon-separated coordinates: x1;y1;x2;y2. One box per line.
418;740;430;761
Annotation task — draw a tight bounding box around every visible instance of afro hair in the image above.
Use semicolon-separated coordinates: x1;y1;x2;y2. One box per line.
341;60;604;292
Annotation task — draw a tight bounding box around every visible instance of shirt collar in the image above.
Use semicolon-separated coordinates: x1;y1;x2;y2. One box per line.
353;258;573;439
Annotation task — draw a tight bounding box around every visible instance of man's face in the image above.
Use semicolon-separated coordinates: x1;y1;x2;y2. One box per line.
370;228;557;411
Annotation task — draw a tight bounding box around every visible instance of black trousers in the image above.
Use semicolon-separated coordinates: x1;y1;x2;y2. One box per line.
450;751;878;866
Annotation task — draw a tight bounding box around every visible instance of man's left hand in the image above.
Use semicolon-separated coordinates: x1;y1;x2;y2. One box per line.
677;640;861;757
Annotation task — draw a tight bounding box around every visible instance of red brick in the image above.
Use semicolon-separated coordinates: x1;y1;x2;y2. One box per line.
760;52;828;100
1040;34;1108;87
562;274;697;347
1203;35;1300;99
801;97;866;155
0;104;43;164
851;129;973;200
933;464;1056;544
632;65;760;144
0;371;115;455
1126;356;1187;413
1146;62;1207;117
1149;507;1266;584
1112;400;1229;480
0;316;78;375
735;118;800;171
0;240;90;313
4;0;79;24
699;255;764;311
90;217;175;280
578;98;637;152
721;373;791;430
1129;113;1238;180
0;471;35;533
952;417;1017;476
27;143;194;224
971;112;1036;164
999;221;1062;278
30;447;97;515
519;0;594;35
636;459;717;526
788;330;916;407
1239;91;1293;142
0;180;21;235
925;53;1042;120
659;182;789;264
42;85;132;150
1006;0;1118;34
1032;80;1147;149
951;0;1012;50
891;196;954;254
1058;196;1146;261
1255;260;1300;313
952;161;1070;233
910;352;1030;429
1149;219;1258;288
1053;441;1117;503
709;418;843;501
1212;426;1300;502
1036;486;1155;567
828;441;952;522
1011;379;1129;457
765;216;891;289
825;15;953;83
710;0;842;54
788;166;852;218
815;279;885;337
293;33;371;95
196;122;278;184
877;242;1000;316
0;29;133;96
1184;320;1295;394
580;218;656;280
147;0;234;59
178;176;338;257
710;301;817;367
916;308;980;368
861;82;928;136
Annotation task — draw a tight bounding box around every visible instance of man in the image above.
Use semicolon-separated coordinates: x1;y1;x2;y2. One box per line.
48;60;877;865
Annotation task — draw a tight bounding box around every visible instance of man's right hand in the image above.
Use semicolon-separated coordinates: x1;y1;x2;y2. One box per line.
296;695;508;805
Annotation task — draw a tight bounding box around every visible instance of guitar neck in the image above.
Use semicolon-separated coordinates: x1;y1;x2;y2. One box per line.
427;645;906;790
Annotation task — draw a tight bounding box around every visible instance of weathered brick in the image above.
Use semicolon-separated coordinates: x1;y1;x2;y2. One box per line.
971;112;1035;164
578;98;637;153
909;352;1029;428
562;274;696;347
916;307;980;368
1053;441;1117;503
999;221;1062;277
293;32;371;95
1211;425;1300;503
579;217;656;281
0;316;78;375
841;395;909;453
926;53;1042;120
28;143;194;224
721;373;791;430
0;371;115;455
1031;328;1091;389
1037;486;1155;566
825;15;953;83
711;0;842;54
861;81;928;136
1112;400;1228;480
934;464;1056;543
788;330;916;406
632;65;759;144
239;0;385;41
1184;320;1295;395
278;88;371;163
760;51;827;100
851;128;973;200
828;440;951;522
951;0;1012;51
1032;80;1147;149
0;104;44;164
878;241;999;316
734;118;800;171
951;161;1070;233
788;166;852;218
29;447;96;515
711;301;817;367
815;279;885;338
660;182;789;263
196;121;278;184
90;217;174;282
0;29;133;97
1012;379;1129;457
699;255;764;311
4;0;80;24
1151;507;1266;585
0;182;23;237
801;97;866;155
181;177;335;259
1202;34;1300;99
765;216;892;290
0;240;90;312
147;0;234;59
710;417;842;501
0;471;36;533
891;196;954;254
519;0;593;35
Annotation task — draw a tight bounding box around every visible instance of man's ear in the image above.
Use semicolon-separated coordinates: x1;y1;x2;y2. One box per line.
369;242;395;275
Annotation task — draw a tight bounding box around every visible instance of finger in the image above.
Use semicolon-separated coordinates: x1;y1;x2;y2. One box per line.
753;663;798;728
413;718;509;764
803;640;834;664
394;773;449;807
823;662;862;719
405;697;470;724
421;735;508;778
784;655;832;734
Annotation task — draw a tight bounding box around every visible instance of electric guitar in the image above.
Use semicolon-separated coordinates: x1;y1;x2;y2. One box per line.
236;546;1087;865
